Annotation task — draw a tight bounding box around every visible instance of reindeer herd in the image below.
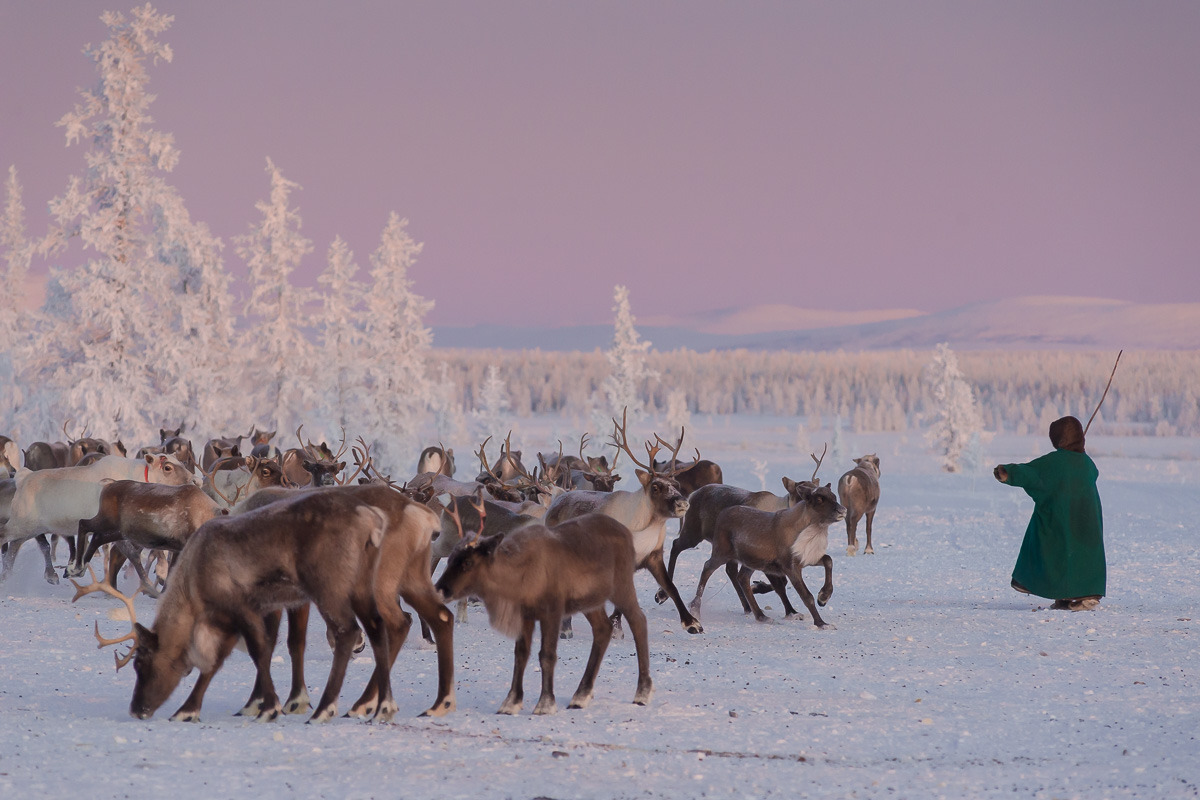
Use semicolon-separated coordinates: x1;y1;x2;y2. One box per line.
0;413;883;721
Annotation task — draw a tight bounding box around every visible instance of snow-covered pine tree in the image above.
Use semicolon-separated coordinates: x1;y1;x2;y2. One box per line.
359;212;434;471
600;284;658;422
235;158;317;434
313;236;366;433
665;388;690;435
472;364;512;442
38;5;210;444
924;342;984;472
151;187;236;436
0;166;31;436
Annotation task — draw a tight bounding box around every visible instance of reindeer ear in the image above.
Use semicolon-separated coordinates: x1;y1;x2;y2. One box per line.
143;453;155;464
134;623;157;651
636;469;651;488
782;476;796;492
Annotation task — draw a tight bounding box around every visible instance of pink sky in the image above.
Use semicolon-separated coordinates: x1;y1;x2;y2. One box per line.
2;1;1198;327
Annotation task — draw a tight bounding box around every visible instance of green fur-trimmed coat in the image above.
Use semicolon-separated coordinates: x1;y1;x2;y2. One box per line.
1001;448;1106;600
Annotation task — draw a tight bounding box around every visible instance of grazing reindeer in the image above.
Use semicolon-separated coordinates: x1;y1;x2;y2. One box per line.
435;512;653;715
688;483;845;629
417;444;456;477
73;482;226;596
838;454;881;556
545;409;701;635
127;484;455;723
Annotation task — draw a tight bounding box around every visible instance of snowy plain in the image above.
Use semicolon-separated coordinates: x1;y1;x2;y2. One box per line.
1;415;1197;800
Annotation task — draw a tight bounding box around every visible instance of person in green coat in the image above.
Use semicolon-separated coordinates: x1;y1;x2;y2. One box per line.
993;415;1106;611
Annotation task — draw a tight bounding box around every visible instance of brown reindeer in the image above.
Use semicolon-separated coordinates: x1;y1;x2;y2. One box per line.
435;512;653;715
545;409;700;635
73;481;226;596
688;483;846;629
838;454;881;556
127;484;455;723
666;446;829;616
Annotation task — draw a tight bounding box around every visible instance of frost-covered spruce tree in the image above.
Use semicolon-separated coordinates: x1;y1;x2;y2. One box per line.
473;364;512;442
39;5;213;443
236;159;316;434
0;166;31;436
665;388;690;435
359;212;433;470
924;342;984;472
600;284;658;422
313;236;366;433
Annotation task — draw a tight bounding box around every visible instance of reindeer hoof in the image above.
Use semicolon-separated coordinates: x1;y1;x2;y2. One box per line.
684;620;704;634
653;590;668;605
170;709;201;722
846;546;857;557
559;629;573;640
632;683;654;706
284;694;311;715
308;705;337;724
255;704;281;722
235;699;262;717
864;546;874;555
784;612;806;620
496;698;522;715
533;698;558;716
45;571;61;586
567;693;592;710
814;622;837;632
346;701;375;719
420;696;455;717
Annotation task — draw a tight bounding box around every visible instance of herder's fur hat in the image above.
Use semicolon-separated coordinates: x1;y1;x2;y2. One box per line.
1049;416;1086;453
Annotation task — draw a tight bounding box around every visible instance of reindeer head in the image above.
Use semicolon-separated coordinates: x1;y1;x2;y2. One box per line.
805;483;847;525
129;622;191;719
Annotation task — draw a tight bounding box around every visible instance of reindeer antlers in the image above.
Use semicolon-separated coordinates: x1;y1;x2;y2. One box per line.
810;443;828;483
70;564;141;671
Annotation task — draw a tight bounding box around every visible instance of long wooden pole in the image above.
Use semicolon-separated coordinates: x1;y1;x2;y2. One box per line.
1083;350;1123;435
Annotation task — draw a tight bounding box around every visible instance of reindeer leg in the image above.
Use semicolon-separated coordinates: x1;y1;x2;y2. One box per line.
499;617;536;715
815;554;834;606
736;565;771;623
308;609;360;724
727;562;753;613
788;565;832;630
765;572;801;618
171;632;239;722
117;542;160;599
533;613;562;715
345;598;394;721
846;513;860;557
241;612;284;721
688;552;727;619
0;538;20;583
403;588;456;718
864;510;875;555
283;605;311;715
237;610;282;717
35;535;59;585
613;590;654;706
657;534;690;605
642;549;703;634
570;607;614;710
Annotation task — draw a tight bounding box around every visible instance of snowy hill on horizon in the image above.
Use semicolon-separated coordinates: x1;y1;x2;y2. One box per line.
432;296;1200;351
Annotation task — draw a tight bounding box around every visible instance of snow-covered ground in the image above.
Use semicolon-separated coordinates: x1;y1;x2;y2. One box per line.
1;417;1197;799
